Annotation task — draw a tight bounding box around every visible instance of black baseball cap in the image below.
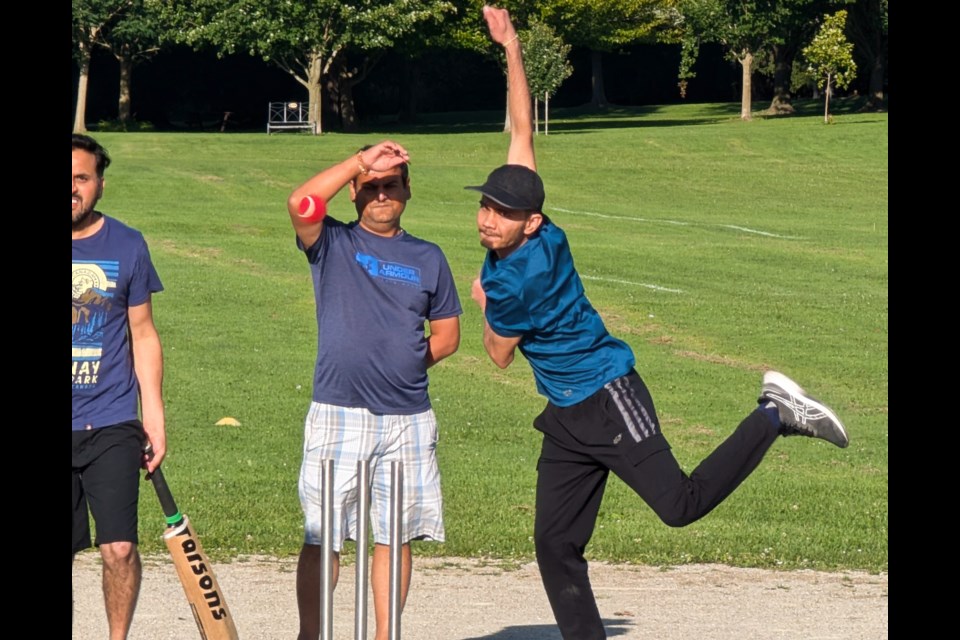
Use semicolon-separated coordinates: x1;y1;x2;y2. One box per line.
465;164;545;212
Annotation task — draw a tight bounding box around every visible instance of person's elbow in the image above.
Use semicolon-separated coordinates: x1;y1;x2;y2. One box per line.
483;328;519;369
490;353;514;369
486;345;514;369
286;191;303;218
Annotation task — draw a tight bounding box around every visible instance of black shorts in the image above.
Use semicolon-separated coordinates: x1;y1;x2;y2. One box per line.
72;421;145;553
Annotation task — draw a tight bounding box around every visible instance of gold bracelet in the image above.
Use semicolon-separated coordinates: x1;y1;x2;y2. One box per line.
357;151;370;175
504;34;519;48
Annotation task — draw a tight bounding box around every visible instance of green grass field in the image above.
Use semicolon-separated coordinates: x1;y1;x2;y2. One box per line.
85;99;887;573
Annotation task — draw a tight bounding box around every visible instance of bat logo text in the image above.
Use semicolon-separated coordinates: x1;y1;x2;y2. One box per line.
181;538;230;620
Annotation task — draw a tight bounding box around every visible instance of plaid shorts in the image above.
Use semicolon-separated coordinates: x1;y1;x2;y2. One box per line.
298;402;445;551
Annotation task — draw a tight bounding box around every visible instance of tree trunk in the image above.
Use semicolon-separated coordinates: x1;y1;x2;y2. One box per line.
864;4;886;111
118;46;133;124
74;40;92;133
534;96;539;135
768;44;795;115
849;0;886;110
824;73;832;123
590;50;607;108
339;74;359;133
545;92;549;136
739;50;753;121
867;55;884;108
325;72;341;130
399;58;419;123
307;52;323;135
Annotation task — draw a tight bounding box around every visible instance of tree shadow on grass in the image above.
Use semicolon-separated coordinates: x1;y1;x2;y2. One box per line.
363;103;743;136
357;96;885;136
751;95;887;122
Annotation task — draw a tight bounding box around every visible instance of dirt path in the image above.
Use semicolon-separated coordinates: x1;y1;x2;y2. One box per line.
72;553;887;639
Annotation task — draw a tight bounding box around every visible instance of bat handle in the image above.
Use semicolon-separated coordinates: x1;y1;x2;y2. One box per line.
144;444;184;527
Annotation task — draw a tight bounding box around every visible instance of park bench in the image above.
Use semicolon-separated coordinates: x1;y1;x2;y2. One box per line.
267;101;314;134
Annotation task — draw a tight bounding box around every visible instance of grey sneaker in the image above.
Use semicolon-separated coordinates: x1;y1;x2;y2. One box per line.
760;371;849;448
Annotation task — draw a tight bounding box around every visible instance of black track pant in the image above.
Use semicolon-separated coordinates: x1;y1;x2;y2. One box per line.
532;370;779;640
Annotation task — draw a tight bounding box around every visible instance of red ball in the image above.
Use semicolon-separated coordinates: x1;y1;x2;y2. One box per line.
298;195;327;223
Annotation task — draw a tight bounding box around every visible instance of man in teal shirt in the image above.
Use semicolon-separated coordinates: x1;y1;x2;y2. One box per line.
469;6;849;640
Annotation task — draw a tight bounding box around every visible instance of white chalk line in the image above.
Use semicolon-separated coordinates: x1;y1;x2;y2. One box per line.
441;201;803;240
551;207;690;226
549;207;803;240
719;224;801;239
581;275;683;294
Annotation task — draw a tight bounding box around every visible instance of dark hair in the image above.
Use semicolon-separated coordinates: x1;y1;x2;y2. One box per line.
356;144;409;183
72;134;111;177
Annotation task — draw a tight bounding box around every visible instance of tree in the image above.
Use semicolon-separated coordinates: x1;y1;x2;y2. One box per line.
846;0;887;110
519;21;573;135
678;0;779;120
154;0;453;134
801;9;857;122
74;1;168;131
393;0;488;124
678;0;849;118
98;1;168;126
539;0;677;108
761;0;846;115
73;0;127;132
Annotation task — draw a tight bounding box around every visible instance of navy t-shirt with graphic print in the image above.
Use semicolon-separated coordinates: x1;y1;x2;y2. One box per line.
299;217;462;415
72;215;164;430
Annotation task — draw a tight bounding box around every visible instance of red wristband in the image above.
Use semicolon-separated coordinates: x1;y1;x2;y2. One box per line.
298;195;327;223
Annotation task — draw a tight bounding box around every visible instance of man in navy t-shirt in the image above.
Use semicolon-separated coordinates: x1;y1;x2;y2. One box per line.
286;138;462;639
467;7;850;640
72;134;166;638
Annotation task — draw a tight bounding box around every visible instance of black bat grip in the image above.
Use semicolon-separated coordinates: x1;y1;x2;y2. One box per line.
144;444;184;527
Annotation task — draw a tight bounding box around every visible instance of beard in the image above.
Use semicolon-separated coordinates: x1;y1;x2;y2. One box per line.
72;197;99;230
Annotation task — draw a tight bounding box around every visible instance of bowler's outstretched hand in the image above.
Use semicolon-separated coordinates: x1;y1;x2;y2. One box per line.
483;5;518;46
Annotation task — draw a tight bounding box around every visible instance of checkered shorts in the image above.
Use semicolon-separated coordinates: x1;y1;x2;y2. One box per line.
298;402;445;551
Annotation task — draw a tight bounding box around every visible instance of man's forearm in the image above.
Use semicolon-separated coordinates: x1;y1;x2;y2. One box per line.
482;320;517;369
506;40;533;141
133;332;164;425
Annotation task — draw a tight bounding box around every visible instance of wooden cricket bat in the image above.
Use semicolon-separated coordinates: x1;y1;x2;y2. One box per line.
147;450;240;640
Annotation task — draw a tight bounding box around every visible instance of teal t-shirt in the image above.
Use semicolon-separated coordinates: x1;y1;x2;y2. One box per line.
481;219;635;407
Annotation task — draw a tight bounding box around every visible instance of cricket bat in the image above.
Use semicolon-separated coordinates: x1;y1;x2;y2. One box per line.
146;447;240;640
